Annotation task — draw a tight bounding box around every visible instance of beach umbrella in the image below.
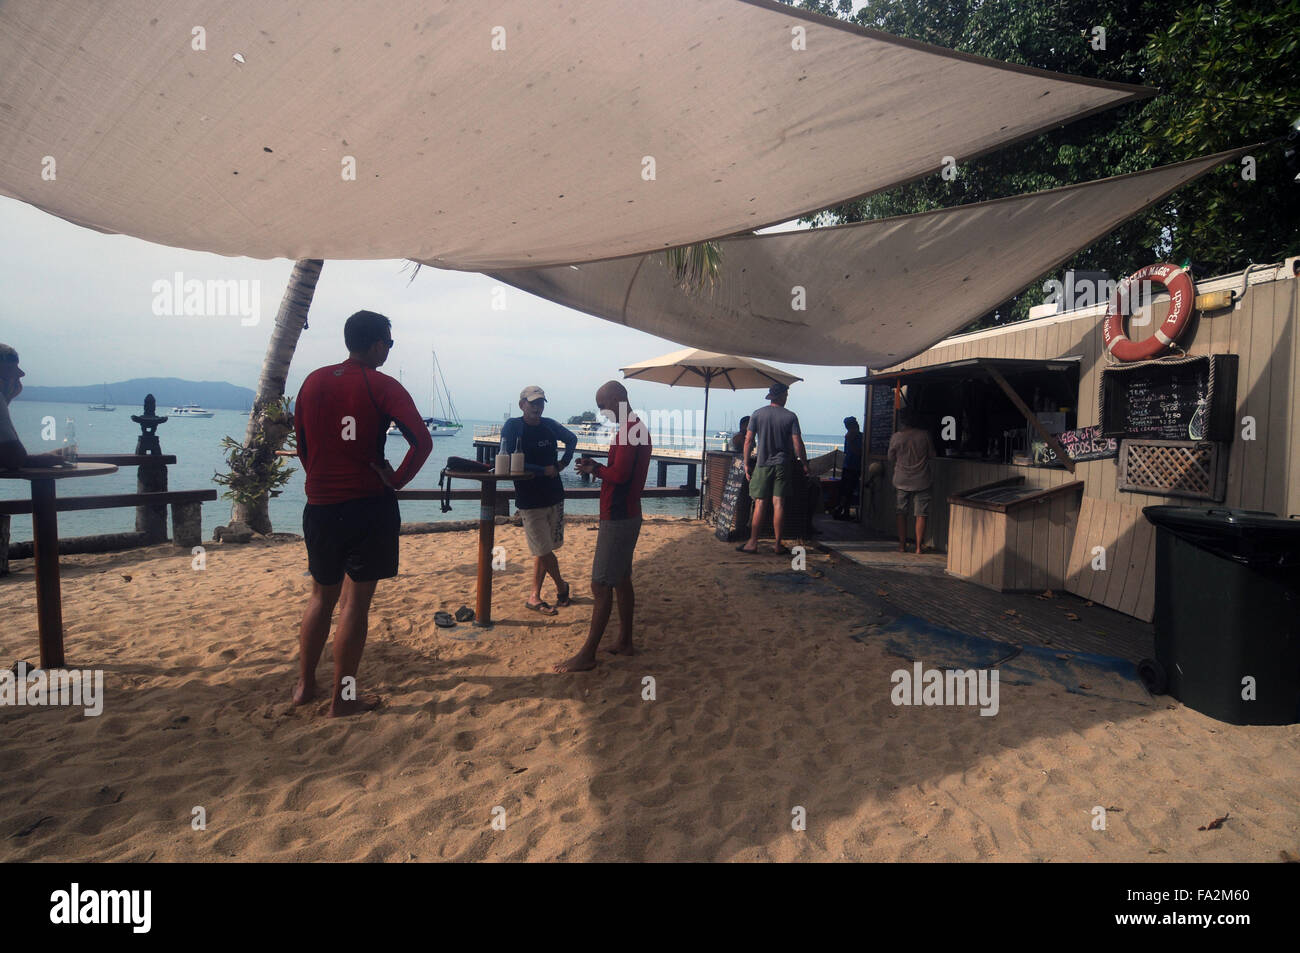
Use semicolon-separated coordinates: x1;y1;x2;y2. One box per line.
619;348;802;517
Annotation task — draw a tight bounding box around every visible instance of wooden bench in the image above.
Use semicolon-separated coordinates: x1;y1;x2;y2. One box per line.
0;489;217;574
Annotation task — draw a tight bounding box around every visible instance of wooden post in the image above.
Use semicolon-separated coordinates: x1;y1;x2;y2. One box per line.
31;478;65;668
475;480;496;626
656;460;668;487
684;463;697;491
0;513;9;576
136;457;169;542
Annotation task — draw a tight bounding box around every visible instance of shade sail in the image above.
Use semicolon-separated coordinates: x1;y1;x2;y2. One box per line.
492;149;1243;367
0;0;1148;269
621;348;802;391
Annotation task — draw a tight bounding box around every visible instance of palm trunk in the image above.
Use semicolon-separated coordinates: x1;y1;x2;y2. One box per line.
230;258;324;533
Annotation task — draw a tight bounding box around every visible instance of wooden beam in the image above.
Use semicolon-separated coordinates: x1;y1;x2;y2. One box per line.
985;365;1075;474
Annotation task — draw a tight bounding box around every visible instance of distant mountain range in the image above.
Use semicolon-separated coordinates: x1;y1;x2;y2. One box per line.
20;378;257;411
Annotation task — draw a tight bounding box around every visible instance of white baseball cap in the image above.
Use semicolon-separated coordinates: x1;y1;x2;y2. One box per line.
520;385;546;402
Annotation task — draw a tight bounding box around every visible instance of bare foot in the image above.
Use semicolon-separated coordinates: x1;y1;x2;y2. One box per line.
553;653;597;673
329;694;382;717
915;545;925;555
292;679;317;706
897;543;907;553
608;637;634;656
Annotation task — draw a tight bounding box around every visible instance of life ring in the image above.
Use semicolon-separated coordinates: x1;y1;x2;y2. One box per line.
1102;263;1195;361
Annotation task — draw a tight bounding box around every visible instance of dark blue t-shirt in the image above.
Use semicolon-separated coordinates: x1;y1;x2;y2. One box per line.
499;416;577;509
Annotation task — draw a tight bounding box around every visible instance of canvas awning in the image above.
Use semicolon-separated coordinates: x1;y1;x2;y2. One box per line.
492;148;1243;366
0;0;1149;269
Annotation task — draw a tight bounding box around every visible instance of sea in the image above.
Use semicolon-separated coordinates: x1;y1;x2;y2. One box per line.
2;400;842;543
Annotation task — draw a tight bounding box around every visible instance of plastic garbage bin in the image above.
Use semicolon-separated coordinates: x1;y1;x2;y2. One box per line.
1140;506;1300;725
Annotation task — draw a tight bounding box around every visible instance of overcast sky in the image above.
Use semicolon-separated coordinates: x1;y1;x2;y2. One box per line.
0;195;867;435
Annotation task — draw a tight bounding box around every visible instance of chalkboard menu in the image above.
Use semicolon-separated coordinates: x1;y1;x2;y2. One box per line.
714;457;749;541
1100;355;1237;442
868;383;894;456
1057;425;1119;462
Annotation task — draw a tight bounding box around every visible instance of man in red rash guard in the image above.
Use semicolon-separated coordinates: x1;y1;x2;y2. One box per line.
556;380;651;673
292;310;433;716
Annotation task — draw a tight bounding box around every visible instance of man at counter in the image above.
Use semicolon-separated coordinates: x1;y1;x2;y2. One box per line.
888;409;935;554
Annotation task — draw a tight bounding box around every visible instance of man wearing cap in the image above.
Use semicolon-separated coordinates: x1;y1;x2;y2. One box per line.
737;381;808;555
0;344;70;470
500;386;578;614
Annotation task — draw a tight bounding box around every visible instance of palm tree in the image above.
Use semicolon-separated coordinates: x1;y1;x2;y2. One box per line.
217;258;323;534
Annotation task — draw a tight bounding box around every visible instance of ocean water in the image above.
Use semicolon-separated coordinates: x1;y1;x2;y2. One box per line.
2;400;845;543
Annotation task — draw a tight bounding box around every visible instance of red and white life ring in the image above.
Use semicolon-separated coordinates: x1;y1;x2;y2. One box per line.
1102;263;1195;361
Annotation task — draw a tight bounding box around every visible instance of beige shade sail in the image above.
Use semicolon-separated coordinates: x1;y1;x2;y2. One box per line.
0;0;1148;270
621;348;802;391
492;149;1244;367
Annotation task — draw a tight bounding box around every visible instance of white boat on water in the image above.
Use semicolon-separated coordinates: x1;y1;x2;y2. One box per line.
387;349;464;438
171;402;215;418
88;383;116;412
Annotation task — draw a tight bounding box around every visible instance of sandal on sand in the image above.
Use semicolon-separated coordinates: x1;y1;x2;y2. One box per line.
525;600;558;616
434;611;456;628
774;544;792;555
454;605;476;623
554;583;572;608
735;544;760;554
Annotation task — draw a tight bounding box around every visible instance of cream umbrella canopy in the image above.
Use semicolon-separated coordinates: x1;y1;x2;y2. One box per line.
619;348;803;516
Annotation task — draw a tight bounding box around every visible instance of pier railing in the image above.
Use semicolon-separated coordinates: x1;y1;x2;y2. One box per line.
473;424;835;459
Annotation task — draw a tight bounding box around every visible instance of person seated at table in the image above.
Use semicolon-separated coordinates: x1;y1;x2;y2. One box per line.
0;344;70;470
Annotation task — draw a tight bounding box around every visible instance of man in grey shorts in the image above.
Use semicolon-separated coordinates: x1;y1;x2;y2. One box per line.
555;381;652;673
888;409;935;554
500;385;578;614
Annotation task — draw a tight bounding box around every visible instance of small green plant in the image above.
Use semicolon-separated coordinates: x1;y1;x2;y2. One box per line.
214;396;297;506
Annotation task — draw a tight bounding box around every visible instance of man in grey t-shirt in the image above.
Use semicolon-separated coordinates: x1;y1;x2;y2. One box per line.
737;382;807;555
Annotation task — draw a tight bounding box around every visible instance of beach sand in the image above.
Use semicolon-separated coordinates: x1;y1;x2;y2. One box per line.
2;519;1297;862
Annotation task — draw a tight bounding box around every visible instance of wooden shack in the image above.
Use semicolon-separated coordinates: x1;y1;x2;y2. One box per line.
848;260;1298;621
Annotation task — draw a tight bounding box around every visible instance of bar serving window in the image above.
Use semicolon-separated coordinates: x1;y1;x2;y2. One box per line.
847;357;1082;470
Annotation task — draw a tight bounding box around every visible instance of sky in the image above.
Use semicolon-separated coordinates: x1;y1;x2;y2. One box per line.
0;195;867;436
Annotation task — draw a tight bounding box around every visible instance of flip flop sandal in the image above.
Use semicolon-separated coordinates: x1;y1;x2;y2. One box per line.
454;605;476;622
735;544;761;554
524;600;558;616
434;611;456;628
554;583;572;608
774;544;792;555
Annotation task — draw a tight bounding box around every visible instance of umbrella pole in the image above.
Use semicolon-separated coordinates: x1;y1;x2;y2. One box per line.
698;380;711;519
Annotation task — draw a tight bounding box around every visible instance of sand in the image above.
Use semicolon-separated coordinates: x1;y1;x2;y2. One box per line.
2;518;1298;862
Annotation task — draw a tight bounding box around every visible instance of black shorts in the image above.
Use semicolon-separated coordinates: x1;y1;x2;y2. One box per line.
302;493;400;585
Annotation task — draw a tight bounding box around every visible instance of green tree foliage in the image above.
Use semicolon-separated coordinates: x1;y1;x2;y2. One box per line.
781;0;1300;329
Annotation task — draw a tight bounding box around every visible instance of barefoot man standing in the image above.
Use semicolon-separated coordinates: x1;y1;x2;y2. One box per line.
555;381;651;673
293;311;432;715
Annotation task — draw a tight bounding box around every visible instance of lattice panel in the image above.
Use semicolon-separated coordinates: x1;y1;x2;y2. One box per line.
1118;439;1227;501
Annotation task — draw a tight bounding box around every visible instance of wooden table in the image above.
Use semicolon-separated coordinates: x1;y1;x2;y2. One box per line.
0;462;118;668
443;470;532;628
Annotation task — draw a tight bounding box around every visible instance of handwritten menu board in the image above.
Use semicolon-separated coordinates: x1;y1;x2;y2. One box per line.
868;384;894;456
1057;425;1119;462
714;457;749;541
1101;356;1237;441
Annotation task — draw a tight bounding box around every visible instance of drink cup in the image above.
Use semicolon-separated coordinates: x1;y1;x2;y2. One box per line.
494;452;510;476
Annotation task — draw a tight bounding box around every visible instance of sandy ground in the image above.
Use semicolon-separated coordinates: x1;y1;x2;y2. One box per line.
1;518;1297;862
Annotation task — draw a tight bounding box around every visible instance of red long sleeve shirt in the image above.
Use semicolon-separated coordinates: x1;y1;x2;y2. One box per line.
594;414;652;520
294;359;433;505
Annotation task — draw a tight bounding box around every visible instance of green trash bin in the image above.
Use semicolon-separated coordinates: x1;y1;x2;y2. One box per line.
1140;506;1300;725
